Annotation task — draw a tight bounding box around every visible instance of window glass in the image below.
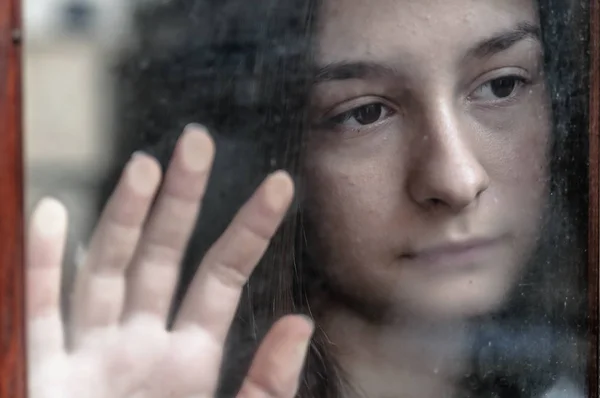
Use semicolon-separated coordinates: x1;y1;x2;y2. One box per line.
23;1;591;397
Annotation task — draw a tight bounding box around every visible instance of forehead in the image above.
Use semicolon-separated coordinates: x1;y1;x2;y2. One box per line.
315;0;539;64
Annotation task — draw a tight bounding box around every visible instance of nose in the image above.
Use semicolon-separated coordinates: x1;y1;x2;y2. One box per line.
407;106;489;212
63;1;96;33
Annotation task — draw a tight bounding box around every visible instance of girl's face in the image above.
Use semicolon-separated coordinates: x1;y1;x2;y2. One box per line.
304;0;550;321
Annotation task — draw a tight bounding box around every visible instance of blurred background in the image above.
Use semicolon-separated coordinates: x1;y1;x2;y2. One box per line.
22;0;269;299
23;0;163;266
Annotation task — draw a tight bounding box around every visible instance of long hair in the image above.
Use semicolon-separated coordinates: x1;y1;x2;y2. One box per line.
108;0;590;397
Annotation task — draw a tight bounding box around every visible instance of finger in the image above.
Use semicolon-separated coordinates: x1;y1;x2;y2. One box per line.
122;126;215;321
173;171;294;341
238;315;313;398
26;198;68;360
70;154;161;345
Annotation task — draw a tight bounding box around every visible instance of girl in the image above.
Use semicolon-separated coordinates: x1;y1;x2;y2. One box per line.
27;0;589;397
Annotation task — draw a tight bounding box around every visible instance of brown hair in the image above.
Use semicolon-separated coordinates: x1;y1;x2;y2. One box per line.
109;0;590;396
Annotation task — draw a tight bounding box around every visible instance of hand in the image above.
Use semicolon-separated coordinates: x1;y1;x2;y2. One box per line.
26;125;313;398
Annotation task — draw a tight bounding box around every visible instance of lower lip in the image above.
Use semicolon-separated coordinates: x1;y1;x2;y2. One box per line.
404;240;502;270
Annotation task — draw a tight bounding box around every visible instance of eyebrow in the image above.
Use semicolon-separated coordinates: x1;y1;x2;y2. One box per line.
466;21;541;59
313;22;541;84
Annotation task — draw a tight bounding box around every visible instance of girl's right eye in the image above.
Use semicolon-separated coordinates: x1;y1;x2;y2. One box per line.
328;103;395;128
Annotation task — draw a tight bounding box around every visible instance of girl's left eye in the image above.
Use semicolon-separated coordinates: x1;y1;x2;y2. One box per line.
470;75;529;101
328;103;394;128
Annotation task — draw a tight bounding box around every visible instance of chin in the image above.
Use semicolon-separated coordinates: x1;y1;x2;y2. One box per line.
318;257;523;325
395;274;516;321
407;293;508;321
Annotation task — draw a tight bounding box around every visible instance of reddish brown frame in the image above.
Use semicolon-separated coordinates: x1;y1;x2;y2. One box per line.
0;0;598;397
0;0;25;395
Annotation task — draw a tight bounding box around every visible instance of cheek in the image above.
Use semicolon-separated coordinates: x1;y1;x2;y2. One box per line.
476;89;551;183
480;103;551;264
490;133;548;216
499;126;548;183
475;90;551;212
302;147;402;264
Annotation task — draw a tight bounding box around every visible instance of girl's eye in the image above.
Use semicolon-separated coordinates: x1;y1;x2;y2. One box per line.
471;76;528;101
328;103;394;127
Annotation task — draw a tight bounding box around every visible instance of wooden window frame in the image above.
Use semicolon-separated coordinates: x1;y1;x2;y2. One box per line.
0;0;24;395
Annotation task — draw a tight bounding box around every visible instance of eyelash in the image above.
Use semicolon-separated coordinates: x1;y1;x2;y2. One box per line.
323;74;531;130
469;75;530;103
325;102;396;130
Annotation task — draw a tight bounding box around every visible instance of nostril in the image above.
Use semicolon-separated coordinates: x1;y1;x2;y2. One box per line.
63;2;95;32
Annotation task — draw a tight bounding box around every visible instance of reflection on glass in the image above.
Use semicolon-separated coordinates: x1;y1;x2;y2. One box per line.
24;0;590;397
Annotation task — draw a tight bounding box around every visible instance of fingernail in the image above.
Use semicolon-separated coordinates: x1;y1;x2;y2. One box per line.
126;154;161;196
180;124;214;172
265;171;294;213
130;150;147;160
294;335;312;366
74;242;88;269
34;198;67;238
298;314;315;327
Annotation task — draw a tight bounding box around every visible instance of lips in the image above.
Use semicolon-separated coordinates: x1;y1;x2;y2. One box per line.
402;237;502;268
